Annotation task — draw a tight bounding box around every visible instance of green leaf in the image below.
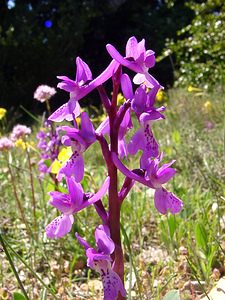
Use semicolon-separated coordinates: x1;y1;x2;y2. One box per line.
172;130;181;146
167;215;177;239
163;290;180;300
13;292;27;300
195;223;208;254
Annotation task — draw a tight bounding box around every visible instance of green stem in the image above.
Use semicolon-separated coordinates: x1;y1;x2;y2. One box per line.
6;154;32;237
0;233;29;300
45;99;51;116
24;140;37;240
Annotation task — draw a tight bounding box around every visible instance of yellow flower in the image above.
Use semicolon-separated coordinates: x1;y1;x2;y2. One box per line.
203;100;212;113
187;86;202;93
0;108;7;120
15;138;26;149
51;147;72;174
117;93;125;105
15;138;36;151
156;90;168;103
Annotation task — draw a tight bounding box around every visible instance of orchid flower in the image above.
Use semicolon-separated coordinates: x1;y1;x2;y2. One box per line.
49;58;119;122
112;152;183;215
121;74;165;166
106;36;160;88
57;111;96;182
46;177;110;239
76;225;126;300
144;154;183;214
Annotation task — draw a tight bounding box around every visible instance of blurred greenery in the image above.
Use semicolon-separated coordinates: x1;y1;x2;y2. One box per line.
0;0;195;119
160;0;225;88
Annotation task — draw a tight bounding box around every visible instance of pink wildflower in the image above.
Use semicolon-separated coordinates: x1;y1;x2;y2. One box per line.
10;124;31;141
34;85;56;103
0;137;14;151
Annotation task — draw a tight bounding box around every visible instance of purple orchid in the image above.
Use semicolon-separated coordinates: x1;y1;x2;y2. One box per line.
106;36;160;88
118;108;132;158
46;177;110;239
76;225;126;300
144;154;183;214
36;121;61;179
121;74;165;166
112;152;183;215
57;111;96;182
43;37;184;299
49;58;119;122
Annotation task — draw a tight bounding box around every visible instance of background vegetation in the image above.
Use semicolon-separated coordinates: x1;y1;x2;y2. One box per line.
1;0;224;119
0;0;225;299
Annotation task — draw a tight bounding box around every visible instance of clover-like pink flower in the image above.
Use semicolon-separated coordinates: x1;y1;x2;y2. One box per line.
10;124;31;141
0;137;14;151
34;85;56;103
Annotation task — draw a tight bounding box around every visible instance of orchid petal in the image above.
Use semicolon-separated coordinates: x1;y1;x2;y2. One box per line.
75;57;92;84
106;44;142;73
102;269;126;300
48;102;80;123
48;103;71;122
128;128;145;155
133;73;147;85
121;74;133;100
125;36;138;59
139;111;165;124
154;188;183;214
66;177;84;207
48;192;72;213
112;153;154;188
57;76;78;92
118;138;128;159
157;168;176;185
146;85;160;108
145;50;156;68
46;214;74;239
95;225;115;255
80;112;96;144
143;124;159;158
96;117;110;135
58;154;84;182
131;85;147;115
75;232;91;250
